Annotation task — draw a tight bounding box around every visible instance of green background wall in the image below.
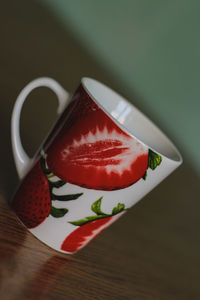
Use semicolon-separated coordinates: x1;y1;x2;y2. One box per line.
39;0;200;174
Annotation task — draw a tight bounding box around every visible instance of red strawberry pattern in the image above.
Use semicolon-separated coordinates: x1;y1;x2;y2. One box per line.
46;88;149;190
43;85;98;152
61;216;118;253
12;84;163;253
12;160;51;228
61;197;125;253
12;156;83;229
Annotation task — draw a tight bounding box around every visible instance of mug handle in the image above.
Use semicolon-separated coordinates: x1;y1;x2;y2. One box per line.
11;77;69;179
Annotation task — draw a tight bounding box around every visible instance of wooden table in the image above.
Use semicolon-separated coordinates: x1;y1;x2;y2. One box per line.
0;1;200;299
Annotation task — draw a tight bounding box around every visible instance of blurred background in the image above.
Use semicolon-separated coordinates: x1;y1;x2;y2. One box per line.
40;0;199;174
0;1;200;299
1;0;200;173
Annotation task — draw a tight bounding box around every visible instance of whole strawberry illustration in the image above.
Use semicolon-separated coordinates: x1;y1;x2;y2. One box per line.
12;160;51;228
12;156;83;229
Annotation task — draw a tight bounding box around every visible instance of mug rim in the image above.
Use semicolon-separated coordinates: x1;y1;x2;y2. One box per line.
81;77;182;164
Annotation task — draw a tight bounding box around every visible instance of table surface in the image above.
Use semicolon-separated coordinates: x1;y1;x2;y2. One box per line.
0;1;200;299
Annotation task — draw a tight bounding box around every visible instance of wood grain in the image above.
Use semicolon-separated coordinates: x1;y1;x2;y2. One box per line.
0;1;200;299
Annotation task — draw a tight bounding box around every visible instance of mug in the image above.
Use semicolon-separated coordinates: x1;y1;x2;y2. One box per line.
11;77;182;254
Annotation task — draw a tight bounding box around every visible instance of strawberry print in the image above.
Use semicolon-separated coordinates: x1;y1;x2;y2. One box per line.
12;159;51;228
12;156;83;229
46;95;149;190
61;197;125;253
43;86;98;152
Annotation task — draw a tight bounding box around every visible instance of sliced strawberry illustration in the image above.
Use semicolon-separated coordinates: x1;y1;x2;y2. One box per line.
12;156;83;229
47;109;148;190
43;85;99;152
61;215;119;253
61;197;125;253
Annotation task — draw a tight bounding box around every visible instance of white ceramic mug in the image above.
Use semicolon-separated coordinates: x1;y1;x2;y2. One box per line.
11;77;182;253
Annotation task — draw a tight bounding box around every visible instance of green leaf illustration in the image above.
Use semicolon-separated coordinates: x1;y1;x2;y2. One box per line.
112;203;125;215
69;197;125;226
143;149;162;180
69;214;108;226
50;206;68;218
148;149;162;170
91;197;104;215
51;193;83;201
142;171;147;180
50;180;66;188
40;156;51;175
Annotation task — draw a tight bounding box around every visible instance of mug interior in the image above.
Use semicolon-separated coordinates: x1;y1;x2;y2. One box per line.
82;78;182;162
